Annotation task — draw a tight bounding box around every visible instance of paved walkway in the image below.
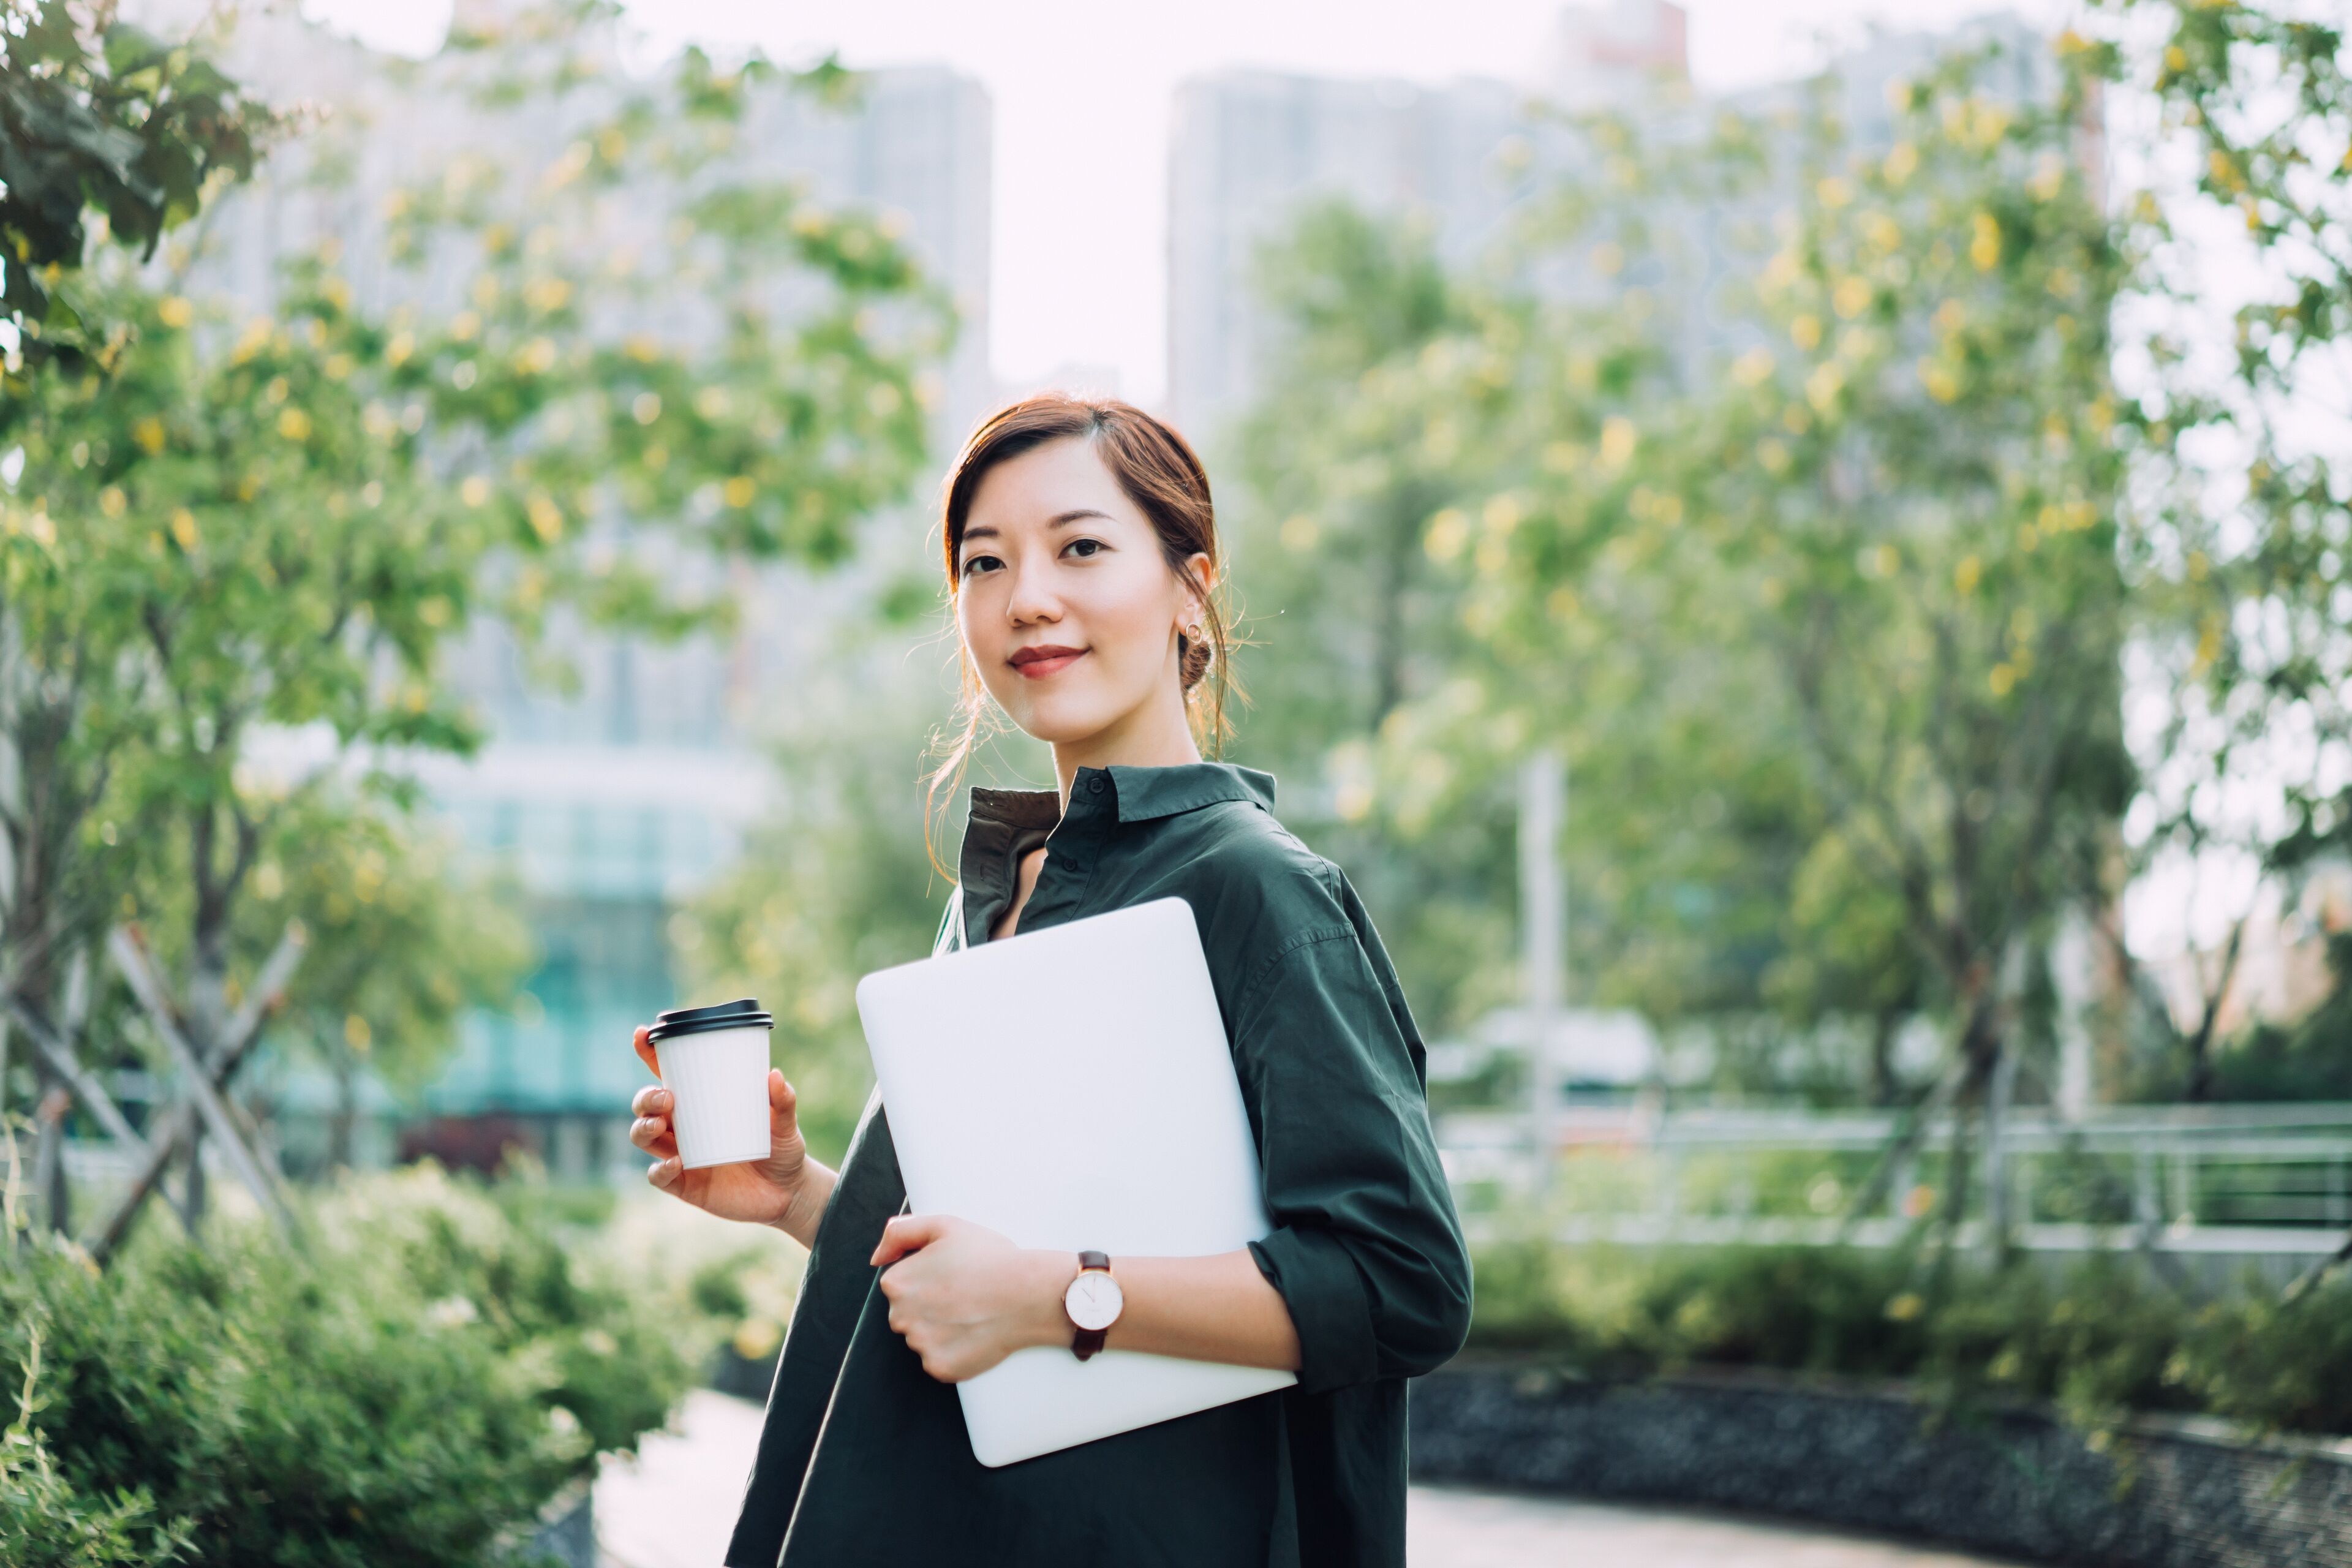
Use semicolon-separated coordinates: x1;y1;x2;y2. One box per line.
596;1389;2026;1568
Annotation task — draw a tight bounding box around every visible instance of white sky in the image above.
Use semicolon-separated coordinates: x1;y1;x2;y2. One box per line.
305;0;2069;405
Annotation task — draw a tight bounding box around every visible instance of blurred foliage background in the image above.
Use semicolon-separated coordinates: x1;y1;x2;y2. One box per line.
4;0;2352;1553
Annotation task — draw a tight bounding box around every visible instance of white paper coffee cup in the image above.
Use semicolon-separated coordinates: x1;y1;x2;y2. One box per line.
648;1000;776;1170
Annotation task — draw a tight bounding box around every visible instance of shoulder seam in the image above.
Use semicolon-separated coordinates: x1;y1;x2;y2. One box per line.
1234;922;1360;1021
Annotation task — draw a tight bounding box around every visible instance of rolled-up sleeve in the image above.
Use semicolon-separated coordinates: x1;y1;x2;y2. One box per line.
1235;924;1474;1393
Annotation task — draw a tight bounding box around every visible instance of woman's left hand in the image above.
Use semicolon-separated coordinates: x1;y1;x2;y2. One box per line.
871;1215;1072;1383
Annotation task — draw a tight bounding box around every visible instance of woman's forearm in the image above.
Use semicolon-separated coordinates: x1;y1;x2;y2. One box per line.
1097;1250;1301;1371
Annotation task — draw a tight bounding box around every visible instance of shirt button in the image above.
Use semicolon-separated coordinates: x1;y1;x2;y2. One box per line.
1087;776;1107;795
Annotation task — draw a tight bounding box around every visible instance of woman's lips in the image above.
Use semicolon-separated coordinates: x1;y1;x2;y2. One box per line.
1012;649;1087;679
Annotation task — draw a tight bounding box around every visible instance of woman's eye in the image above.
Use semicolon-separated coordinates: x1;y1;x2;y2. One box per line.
961;554;1001;576
1065;538;1104;559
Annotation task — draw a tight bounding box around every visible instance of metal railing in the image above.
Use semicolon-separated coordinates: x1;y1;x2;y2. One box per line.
1437;1101;2352;1262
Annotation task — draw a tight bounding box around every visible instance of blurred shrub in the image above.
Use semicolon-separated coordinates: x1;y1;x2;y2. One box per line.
0;1163;692;1566
2;1323;194;1568
1466;1242;2352;1438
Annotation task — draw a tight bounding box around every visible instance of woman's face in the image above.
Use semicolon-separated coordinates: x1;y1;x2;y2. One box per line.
954;435;1209;747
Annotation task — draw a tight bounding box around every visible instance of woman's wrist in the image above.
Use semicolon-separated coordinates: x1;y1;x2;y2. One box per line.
768;1159;839;1248
1020;1248;1083;1351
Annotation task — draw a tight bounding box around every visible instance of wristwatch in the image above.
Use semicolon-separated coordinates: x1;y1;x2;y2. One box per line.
1062;1251;1123;1361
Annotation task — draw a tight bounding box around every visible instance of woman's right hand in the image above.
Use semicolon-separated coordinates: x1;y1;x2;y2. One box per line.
630;1025;835;1245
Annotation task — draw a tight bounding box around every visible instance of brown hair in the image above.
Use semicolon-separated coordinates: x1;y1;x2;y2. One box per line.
923;393;1245;878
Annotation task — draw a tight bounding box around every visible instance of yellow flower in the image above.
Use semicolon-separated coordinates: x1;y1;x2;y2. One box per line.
1832;276;1872;319
1885;1292;1924;1323
1731;347;1775;387
1423;508;1469;562
1790;314;1822;352
1970;212;2002;271
1598;416;1637;470
132;416;167;455
1882;141;1918;186
232;317;273;364
1815;176;1854;209
277;407;313;442
1804;361;1844;414
460;477;492;507
1917;358;1961;404
157;296;195;328
98;486;127;518
386;330;417;367
1280;514;1319;552
526;492;564;543
1989;663;2018;696
722;475;756;509
1953;555;1981;595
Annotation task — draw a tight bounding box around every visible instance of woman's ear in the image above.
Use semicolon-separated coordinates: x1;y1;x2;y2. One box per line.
1180;551;1215;630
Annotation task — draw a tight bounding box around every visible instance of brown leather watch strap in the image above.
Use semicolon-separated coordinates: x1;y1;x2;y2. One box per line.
1071;1251;1112;1362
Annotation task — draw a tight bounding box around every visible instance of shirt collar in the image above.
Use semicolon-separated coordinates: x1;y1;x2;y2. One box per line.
1102;761;1276;823
965;760;1277;831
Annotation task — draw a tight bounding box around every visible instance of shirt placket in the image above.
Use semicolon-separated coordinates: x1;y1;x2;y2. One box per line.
1020;769;1115;929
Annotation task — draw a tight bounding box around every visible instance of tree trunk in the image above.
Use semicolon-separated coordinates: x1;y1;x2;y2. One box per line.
1868;1009;1901;1107
1983;1041;2019;1258
34;1077;69;1237
2185;1027;2217;1104
330;1039;357;1172
177;1126;208;1234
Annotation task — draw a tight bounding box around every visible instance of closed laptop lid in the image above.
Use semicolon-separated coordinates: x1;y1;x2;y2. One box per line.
854;895;1297;1466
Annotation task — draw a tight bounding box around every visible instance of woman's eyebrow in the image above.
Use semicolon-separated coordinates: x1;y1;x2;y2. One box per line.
960;508;1114;544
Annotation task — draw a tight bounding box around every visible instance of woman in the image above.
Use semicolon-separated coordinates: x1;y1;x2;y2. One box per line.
627;394;1472;1567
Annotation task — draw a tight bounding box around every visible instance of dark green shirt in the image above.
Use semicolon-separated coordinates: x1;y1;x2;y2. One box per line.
724;761;1472;1568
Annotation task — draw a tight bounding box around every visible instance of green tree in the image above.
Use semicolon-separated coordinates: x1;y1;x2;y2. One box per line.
1;1;951;1248
2086;2;2352;1099
0;0;274;371
239;795;533;1173
1229;37;2132;1179
1222;203;1528;1038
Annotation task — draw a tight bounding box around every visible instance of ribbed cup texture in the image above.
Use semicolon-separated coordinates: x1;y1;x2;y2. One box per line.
660;1025;774;1169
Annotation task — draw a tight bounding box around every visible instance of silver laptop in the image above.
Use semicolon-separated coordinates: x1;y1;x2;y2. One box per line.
854;895;1298;1467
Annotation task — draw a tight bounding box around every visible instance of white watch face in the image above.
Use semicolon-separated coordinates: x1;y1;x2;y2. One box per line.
1064;1268;1124;1333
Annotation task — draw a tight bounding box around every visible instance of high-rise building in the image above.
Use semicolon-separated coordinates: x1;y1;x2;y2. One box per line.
1167;2;1691;440
164;4;991;1177
1166;2;2054;443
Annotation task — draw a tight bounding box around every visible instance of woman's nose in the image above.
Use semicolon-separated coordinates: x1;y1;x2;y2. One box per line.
1005;565;1061;625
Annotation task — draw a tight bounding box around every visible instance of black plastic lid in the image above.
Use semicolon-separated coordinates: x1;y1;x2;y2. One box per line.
647;998;774;1042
